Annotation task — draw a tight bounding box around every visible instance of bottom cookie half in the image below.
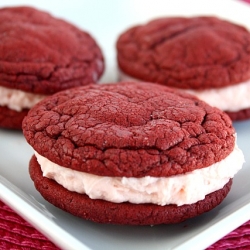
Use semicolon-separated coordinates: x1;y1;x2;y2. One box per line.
226;107;250;121
29;155;233;225
0;106;28;129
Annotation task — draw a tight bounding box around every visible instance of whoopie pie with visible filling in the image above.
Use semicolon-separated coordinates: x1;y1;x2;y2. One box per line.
22;81;244;225
116;16;250;120
0;6;104;129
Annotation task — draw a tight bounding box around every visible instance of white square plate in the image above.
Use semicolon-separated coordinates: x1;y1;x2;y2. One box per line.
1;1;250;249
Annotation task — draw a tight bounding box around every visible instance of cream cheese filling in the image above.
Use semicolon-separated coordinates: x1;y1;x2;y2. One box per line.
119;70;250;112
0;85;46;111
34;143;244;206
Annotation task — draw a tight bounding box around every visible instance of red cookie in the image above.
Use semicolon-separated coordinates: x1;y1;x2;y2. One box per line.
116;16;250;120
0;106;28;130
0;6;104;129
23;81;244;225
29;155;233;225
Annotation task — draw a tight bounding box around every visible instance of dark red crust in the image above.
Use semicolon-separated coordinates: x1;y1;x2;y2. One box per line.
29;155;233;225
226;107;250;121
22;82;235;178
0;106;28;129
117;16;250;89
0;6;104;94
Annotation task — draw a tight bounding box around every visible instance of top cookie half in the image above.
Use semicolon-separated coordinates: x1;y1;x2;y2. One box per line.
0;6;104;94
117;16;250;89
22;81;235;178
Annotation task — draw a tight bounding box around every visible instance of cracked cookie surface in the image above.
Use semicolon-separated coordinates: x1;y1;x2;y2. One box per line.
0;6;104;94
117;16;250;89
22;81;235;177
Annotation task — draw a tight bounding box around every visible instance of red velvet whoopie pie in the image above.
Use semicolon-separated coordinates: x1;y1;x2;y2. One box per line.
22;81;244;225
117;16;250;120
0;6;104;129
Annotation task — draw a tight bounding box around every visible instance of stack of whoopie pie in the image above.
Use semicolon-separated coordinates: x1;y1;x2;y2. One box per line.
1;5;244;226
0;6;104;129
